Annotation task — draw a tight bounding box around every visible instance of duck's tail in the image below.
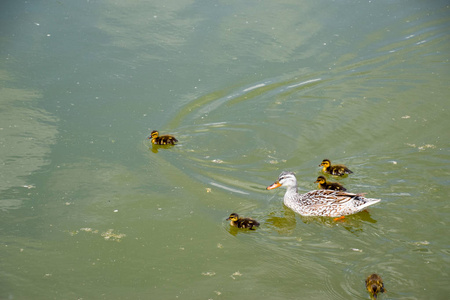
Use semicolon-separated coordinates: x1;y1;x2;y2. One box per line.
359;197;381;210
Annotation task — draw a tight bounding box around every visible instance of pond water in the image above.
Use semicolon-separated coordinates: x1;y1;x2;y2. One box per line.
1;0;449;299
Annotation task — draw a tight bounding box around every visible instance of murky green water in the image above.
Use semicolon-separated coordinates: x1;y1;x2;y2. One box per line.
1;0;449;299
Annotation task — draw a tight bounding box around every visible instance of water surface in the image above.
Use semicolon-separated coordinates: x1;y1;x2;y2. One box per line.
1;0;449;299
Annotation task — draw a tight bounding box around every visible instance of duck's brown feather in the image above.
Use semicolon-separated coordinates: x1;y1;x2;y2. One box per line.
325;164;353;176
365;273;385;299
152;135;178;145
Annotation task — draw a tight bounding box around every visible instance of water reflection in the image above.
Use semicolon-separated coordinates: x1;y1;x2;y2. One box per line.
149;143;177;153
265;205;377;236
301;210;378;235
265;207;297;235
226;225;261;237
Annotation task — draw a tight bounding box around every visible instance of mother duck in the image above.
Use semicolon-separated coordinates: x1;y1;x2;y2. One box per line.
267;171;380;218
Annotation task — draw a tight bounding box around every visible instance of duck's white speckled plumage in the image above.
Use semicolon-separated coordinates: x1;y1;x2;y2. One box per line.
267;171;380;217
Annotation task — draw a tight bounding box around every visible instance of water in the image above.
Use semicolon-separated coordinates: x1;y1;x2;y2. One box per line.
1;0;449;299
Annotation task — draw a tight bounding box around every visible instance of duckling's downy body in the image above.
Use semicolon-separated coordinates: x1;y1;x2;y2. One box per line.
267;172;380;217
365;273;385;299
226;213;260;230
315;175;347;191
148;130;178;145
320;159;353;176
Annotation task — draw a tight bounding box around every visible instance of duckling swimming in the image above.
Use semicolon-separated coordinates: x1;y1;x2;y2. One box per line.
148;130;178;145
319;159;353;176
315;175;347;191
226;213;260;230
365;273;385;299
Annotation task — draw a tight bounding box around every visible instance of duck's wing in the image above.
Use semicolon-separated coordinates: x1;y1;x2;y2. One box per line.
302;190;354;203
330;165;353;175
301;190;380;216
245;218;260;228
159;135;178;145
237;218;259;229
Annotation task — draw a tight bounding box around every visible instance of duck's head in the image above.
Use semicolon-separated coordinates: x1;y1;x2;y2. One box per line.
319;159;331;168
226;213;239;221
266;171;297;190
148;130;159;139
370;284;381;297
315;175;327;184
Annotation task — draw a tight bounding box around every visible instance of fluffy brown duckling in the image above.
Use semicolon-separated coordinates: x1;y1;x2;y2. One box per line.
148;130;178;145
226;213;260;230
315;175;347;191
365;273;386;299
319;159;353;176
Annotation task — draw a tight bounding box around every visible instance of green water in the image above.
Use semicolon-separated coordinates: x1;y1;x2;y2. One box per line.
1;0;449;299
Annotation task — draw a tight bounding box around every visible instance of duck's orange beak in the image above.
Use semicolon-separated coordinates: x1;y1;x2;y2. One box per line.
266;181;281;190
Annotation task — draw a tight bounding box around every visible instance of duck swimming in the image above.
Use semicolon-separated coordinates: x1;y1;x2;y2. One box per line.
148;130;178;145
226;213;260;230
315;175;347;191
319;159;353;176
267;171;380;218
365;273;385;299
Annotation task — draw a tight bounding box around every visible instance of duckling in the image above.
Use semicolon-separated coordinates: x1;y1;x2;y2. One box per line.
365;273;385;299
226;213;260;230
148;130;178;145
319;159;353;176
315;175;347;191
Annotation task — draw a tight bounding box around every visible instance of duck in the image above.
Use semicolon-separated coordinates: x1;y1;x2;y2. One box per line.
226;213;260;230
365;273;385;299
148;130;178;145
319;159;353;176
315;175;347;191
266;171;380;218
